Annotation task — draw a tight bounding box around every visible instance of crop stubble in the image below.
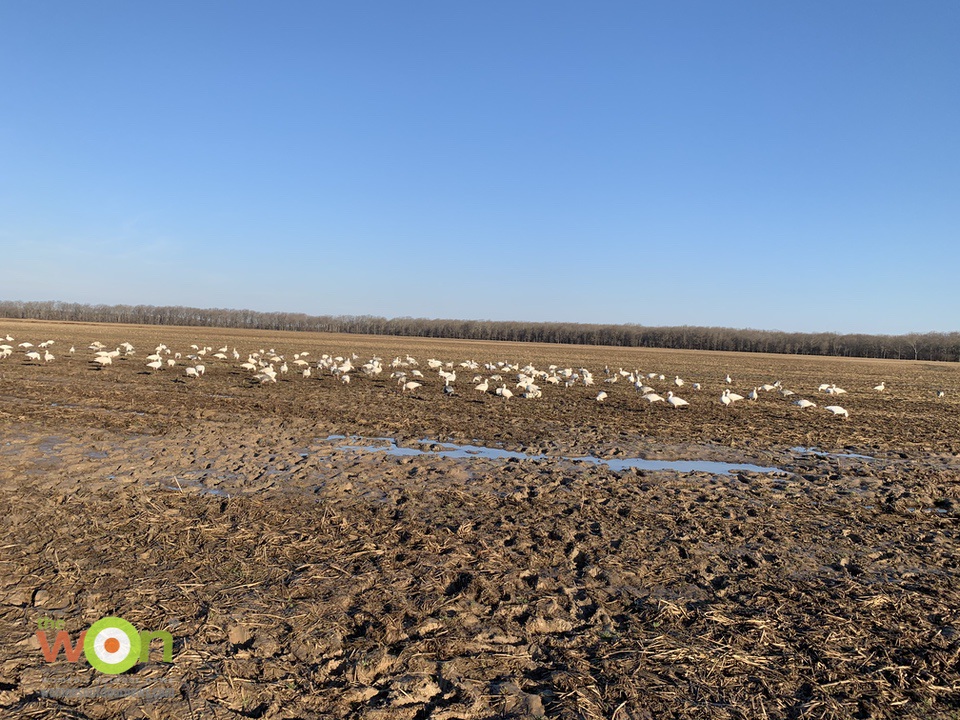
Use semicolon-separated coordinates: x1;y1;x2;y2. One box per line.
0;319;957;719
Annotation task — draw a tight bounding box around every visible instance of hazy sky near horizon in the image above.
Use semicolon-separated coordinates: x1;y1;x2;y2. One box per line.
2;2;958;335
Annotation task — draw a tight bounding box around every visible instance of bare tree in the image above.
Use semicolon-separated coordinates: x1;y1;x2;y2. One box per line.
1;299;958;361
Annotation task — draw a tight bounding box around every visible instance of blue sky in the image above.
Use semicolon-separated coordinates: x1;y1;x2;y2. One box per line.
2;2;957;334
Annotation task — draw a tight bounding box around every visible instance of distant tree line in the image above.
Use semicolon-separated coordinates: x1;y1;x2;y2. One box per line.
2;300;958;362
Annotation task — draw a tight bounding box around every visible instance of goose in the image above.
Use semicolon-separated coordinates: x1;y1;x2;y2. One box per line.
25;351;41;362
795;399;816;409
475;379;489;393
496;385;513;399
825;405;849;418
402;381;422;392
725;374;732;384
936;390;945;398
185;367;199;378
642;392;664;403
255;369;278;384
721;389;744;406
873;382;885;392
666;391;689;409
596;391;607;402
748;388;759;401
674;376;684;387
146;360;163;371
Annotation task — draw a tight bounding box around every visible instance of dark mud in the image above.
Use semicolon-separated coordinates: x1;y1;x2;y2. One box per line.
0;320;958;719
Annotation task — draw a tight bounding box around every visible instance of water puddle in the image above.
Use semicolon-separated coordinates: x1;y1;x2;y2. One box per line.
323;436;784;476
906;507;950;515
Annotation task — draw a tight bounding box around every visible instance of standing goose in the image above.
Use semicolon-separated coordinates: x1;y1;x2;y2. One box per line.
666;391;689;409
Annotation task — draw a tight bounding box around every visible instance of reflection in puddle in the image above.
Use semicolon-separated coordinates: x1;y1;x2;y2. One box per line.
324;436;784;476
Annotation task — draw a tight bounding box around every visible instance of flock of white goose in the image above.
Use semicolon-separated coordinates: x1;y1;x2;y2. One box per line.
5;332;949;420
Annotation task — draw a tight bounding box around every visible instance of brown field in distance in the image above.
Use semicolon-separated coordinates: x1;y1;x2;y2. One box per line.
1;318;959;453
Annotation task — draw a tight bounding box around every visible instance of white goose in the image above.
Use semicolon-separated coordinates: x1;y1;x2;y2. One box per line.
666;391;689;409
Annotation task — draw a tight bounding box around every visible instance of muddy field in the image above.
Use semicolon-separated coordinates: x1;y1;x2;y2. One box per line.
0;319;957;719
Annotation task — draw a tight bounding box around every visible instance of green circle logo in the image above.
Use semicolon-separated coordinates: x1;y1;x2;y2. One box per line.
84;617;141;674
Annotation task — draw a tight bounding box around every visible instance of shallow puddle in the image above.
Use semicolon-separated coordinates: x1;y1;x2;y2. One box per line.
323;436;784;476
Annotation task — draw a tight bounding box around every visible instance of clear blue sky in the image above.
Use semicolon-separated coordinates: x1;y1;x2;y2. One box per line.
2;2;957;334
